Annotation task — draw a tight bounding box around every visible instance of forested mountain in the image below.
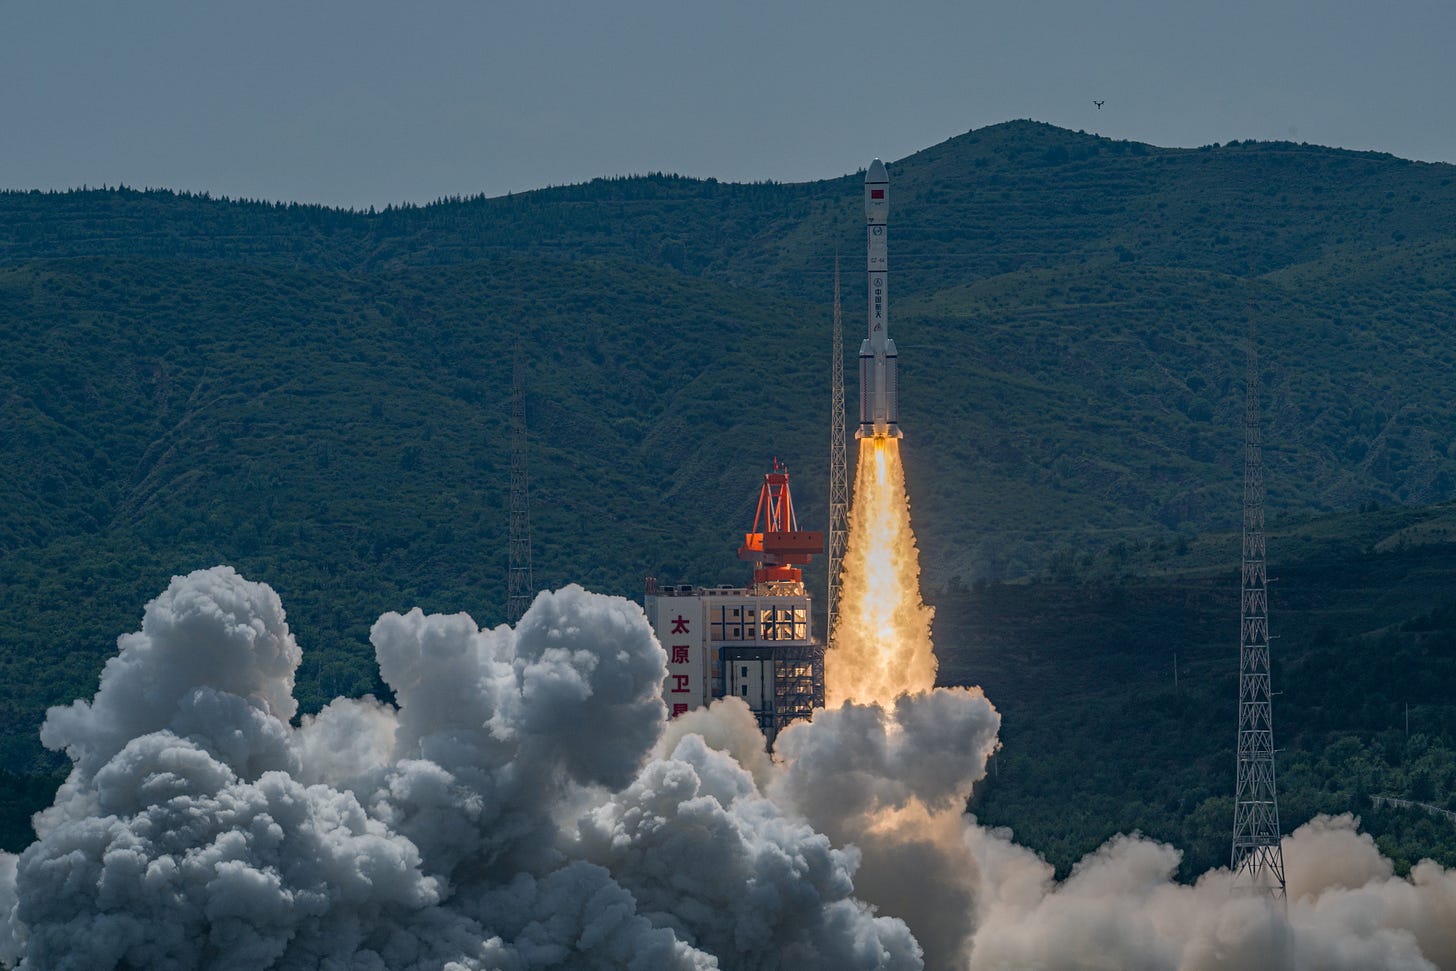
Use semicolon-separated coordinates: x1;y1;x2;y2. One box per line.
3;121;1455;868
935;500;1456;877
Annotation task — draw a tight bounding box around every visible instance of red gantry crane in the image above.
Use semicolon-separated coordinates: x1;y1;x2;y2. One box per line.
738;459;823;589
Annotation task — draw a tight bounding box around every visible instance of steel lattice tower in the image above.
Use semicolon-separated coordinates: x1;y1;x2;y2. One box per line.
506;356;535;625
1230;326;1286;899
827;256;849;647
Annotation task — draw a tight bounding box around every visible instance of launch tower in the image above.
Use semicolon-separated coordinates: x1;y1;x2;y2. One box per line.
827;256;849;646
506;357;535;625
644;462;825;745
1230;329;1287;899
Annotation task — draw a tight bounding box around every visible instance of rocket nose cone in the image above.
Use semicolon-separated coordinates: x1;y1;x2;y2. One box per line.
867;158;887;183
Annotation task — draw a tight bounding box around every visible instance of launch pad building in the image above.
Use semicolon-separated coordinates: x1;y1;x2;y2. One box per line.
644;461;825;745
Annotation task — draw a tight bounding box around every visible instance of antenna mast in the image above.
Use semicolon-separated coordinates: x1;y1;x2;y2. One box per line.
827;255;849;647
506;352;535;625
1231;319;1286;899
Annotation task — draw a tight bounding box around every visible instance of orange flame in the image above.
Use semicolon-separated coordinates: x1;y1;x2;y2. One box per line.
826;436;936;707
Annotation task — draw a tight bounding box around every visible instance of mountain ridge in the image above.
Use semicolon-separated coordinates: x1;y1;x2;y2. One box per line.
2;125;1455;874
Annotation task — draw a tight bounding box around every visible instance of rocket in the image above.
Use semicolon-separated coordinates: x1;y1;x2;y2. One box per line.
857;158;901;439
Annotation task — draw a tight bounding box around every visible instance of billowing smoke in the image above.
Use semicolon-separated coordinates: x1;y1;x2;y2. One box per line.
960;812;1456;970
3;567;1456;969
5;568;715;970
0;568;922;969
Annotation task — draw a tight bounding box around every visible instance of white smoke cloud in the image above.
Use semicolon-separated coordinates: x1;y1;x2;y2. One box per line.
960;813;1456;971
773;689;1001;828
2;570;722;969
576;730;921;970
0;568;914;969
654;697;777;792
770;688;1002;968
5;566;1456;970
40;565;300;780
0;854;16;968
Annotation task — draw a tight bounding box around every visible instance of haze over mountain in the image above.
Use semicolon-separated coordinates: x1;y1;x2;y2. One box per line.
3;122;1456;879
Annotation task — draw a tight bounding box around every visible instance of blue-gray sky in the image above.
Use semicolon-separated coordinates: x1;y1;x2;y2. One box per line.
3;0;1451;209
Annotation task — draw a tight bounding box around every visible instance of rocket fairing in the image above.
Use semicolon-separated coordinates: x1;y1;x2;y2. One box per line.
857;158;901;439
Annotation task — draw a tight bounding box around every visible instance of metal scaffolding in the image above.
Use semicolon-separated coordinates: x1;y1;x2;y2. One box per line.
827;256;848;648
506;356;535;625
720;642;826;744
1231;324;1287;900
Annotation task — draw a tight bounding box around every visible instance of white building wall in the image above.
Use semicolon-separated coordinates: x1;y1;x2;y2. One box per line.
648;586;814;722
645;592;707;717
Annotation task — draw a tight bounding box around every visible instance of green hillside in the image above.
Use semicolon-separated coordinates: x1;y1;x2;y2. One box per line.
936;500;1456;877
3;121;1456;868
6;120;1455;596
0;254;829;772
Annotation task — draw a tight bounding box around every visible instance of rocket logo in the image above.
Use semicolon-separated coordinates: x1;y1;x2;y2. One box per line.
870;189;885;199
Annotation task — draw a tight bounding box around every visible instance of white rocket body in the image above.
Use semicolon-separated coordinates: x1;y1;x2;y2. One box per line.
858;158;901;439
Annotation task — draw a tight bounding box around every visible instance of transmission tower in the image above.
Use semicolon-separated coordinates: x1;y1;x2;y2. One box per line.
827;255;849;648
1230;323;1286;900
506;354;535;625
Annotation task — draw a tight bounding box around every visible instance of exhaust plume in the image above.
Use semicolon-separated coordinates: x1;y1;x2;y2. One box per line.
2;565;1456;968
0;567;915;969
827;437;937;707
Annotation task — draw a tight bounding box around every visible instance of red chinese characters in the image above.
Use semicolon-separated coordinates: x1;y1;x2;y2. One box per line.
664;611;695;718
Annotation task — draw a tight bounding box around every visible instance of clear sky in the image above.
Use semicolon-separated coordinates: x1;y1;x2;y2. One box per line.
3;0;1451;210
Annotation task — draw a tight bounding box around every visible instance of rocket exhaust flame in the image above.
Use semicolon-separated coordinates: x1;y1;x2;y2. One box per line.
826;435;936;707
